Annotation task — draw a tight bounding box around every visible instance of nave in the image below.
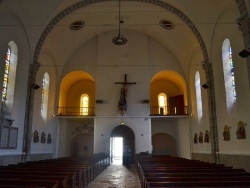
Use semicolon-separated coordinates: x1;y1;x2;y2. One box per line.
86;163;141;188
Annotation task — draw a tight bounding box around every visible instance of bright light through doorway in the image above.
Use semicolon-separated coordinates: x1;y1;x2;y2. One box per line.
111;137;123;164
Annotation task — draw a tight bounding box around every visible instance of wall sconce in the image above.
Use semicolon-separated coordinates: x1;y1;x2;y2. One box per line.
141;100;149;103
31;83;40;90
96;100;104;104
202;83;209;89
239;48;250;58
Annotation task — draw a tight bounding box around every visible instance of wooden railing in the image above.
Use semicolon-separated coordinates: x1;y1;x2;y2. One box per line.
150;106;188;116
57;107;95;116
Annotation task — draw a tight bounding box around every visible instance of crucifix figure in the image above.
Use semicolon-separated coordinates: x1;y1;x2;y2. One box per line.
115;74;136;116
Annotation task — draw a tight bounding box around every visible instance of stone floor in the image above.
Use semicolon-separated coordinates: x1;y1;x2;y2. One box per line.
86;161;141;188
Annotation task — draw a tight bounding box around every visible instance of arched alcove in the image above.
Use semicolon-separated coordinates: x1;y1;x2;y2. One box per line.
110;125;135;164
71;133;94;157
150;70;188;115
152;133;177;156
58;71;95;115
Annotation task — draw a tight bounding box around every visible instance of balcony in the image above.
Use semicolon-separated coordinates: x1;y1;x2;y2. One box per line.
57;107;95;116
150;106;188;116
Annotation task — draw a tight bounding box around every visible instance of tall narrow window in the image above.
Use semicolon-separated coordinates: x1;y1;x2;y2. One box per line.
41;72;50;120
195;71;203;124
2;47;10;102
229;47;236;99
158;93;167;115
80;94;89;115
222;39;236;112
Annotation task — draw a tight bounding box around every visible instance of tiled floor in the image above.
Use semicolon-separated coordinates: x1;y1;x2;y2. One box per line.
87;161;141;188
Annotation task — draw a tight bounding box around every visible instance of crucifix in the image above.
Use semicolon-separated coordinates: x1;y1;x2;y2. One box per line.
115;74;136;115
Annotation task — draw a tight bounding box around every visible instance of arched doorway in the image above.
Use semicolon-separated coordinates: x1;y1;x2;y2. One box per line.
110;125;135;164
152;133;177;156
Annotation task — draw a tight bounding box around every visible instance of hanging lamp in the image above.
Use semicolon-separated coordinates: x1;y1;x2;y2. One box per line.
112;0;127;45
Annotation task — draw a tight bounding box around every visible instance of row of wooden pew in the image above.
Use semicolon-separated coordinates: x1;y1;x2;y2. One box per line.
0;156;110;188
135;155;250;188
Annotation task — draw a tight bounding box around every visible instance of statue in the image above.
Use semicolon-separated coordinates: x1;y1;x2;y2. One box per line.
199;132;203;143
223;125;230;141
118;86;128;115
204;130;209;143
115;74;136;116
33;130;39;143
41;132;46;143
194;133;198;144
236;121;246;139
47;133;52;144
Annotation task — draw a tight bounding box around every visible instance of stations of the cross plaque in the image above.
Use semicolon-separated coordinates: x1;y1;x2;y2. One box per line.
115;74;136;116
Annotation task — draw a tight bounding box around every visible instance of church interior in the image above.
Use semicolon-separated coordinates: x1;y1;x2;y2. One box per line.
1;0;250;186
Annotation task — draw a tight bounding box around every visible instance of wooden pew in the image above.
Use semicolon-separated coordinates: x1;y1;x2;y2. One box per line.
10;163;86;187
0;179;59;188
0;170;75;188
136;155;250;188
0;175;68;188
146;181;250;187
144;176;250;188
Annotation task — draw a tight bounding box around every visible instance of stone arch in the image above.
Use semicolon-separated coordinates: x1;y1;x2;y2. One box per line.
110;125;135;164
32;0;209;66
152;133;177;156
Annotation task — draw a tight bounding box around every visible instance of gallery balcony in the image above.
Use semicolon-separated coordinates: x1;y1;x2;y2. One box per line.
57;107;95;116
150;106;188;116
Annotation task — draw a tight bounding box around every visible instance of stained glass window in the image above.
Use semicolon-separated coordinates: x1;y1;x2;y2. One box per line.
2;47;10;102
229;47;236;99
41;73;50;120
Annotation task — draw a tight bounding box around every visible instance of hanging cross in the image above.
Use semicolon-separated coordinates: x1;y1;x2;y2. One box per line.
115;74;136;115
115;74;136;86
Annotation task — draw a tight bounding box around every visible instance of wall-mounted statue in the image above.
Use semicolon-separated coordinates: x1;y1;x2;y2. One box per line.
41;132;46;143
204;130;209;143
33;130;39;143
236;121;246;139
199;132;203;143
223;125;230;141
194;133;198;144
47;133;52;144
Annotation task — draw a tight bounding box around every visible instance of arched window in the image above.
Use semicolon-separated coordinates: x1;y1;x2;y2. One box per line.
222;39;236;111
195;71;203;124
158;93;167;115
2;47;10;102
2;42;18;111
80;94;89;115
41;72;50;120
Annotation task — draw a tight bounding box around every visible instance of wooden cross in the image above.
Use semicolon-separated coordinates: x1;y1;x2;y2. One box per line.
115;74;136;115
115;74;136;86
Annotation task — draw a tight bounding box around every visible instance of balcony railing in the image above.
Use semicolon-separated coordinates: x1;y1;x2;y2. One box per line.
57;107;95;116
150;106;188;116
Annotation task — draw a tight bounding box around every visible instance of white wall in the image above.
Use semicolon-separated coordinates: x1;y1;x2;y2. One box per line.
94;117;151;155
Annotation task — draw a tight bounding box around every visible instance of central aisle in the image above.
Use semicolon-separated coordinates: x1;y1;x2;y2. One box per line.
86;163;141;188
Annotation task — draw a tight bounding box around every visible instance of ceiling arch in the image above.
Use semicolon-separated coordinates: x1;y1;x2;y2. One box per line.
33;0;209;67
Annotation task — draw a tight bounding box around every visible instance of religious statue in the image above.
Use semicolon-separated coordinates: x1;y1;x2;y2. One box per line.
118;86;128;115
223;125;230;141
194;133;198;144
204;130;209;143
41;132;46;143
198;132;203;143
115;74;136;116
47;133;52;144
33;130;39;143
236;121;246;139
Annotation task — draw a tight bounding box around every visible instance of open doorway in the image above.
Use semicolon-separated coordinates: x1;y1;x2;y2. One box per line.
110;125;135;165
110;137;123;164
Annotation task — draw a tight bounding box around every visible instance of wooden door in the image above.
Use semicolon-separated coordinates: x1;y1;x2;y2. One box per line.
169;95;184;115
